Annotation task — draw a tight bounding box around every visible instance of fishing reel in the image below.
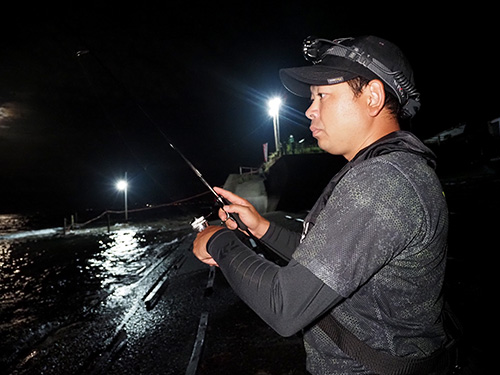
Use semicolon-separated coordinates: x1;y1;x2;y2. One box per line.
191;216;209;233
190;206;232;233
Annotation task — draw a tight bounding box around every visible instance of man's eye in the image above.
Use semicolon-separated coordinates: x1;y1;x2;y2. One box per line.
310;93;327;102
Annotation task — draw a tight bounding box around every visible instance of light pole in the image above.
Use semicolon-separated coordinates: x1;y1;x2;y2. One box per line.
268;97;282;154
116;172;128;221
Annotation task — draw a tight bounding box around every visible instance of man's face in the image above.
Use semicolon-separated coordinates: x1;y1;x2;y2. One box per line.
306;83;368;160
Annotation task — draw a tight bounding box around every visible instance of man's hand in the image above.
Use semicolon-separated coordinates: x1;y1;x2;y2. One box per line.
214;186;270;239
192;187;271;266
192;225;224;266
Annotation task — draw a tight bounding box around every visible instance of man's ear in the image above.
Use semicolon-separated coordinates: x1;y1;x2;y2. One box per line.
366;79;386;117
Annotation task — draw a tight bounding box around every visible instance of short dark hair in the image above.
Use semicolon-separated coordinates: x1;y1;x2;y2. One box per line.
347;77;401;119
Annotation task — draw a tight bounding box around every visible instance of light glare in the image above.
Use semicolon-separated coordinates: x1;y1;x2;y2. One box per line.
116;180;128;191
268;97;281;117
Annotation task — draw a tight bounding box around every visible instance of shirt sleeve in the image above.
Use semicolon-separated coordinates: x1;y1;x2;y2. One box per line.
207;229;342;337
259;221;302;262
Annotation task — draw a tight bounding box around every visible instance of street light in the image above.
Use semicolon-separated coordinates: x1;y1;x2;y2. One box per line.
268;97;282;154
116;173;128;221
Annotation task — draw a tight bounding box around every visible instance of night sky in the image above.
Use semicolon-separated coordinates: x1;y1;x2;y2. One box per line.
0;3;498;214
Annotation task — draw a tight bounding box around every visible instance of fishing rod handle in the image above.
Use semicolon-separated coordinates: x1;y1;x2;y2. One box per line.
219;196;249;232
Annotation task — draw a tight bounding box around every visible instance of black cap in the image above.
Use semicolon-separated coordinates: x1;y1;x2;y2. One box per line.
279;35;420;118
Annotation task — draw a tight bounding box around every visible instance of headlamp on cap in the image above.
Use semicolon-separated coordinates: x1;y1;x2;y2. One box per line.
302;36;421;119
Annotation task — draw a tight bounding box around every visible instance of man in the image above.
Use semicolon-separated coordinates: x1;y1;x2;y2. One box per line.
193;35;450;374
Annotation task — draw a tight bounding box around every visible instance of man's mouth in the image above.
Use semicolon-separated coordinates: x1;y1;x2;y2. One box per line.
310;126;322;138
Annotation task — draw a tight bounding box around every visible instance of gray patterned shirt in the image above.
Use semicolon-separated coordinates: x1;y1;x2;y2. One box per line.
208;132;449;374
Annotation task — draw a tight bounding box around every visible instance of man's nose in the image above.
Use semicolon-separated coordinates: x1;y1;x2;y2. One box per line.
305;102;318;120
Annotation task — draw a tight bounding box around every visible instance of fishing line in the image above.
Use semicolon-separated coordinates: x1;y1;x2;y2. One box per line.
71;36;288;261
74;48;254;230
74;48;201;204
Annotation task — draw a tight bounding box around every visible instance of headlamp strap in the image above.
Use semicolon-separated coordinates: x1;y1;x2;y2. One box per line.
303;36;421;118
324;44;411;102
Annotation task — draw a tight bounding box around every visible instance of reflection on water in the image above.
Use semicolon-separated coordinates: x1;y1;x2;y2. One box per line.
89;228;149;301
0;226;154;326
0;220;186;370
0;241;13;270
0;214;30;235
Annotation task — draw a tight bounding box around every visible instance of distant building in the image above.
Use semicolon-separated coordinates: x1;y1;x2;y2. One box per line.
488;117;500;137
424;124;466;146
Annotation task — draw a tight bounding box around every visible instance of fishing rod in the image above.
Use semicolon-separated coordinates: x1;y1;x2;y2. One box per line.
167;139;294;265
162;138;294;265
167;137;295;266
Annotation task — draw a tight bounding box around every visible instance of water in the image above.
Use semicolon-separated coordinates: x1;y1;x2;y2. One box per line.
0;214;30;234
0;213;56;237
0;212;195;373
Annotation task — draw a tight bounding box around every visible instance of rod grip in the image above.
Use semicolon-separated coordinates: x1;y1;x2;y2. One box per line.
219;196;249;231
